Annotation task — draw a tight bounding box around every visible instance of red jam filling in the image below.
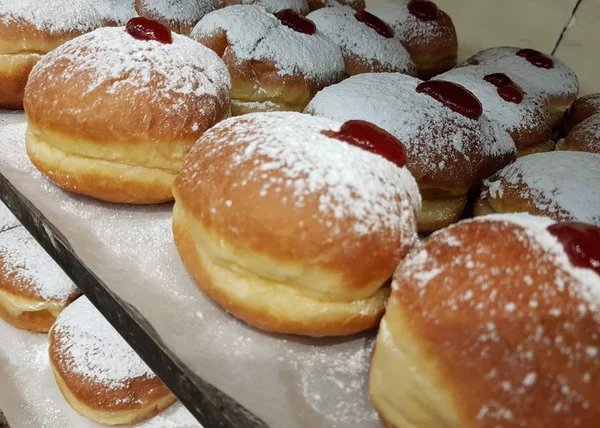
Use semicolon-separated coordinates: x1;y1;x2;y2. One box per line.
407;0;440;21
126;17;172;44
275;9;316;35
484;73;525;104
416;81;483;120
355;10;394;39
516;48;554;70
547;222;600;277
326;120;407;168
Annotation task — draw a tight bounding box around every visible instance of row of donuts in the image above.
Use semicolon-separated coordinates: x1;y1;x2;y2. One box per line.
0;205;175;425
0;0;458;109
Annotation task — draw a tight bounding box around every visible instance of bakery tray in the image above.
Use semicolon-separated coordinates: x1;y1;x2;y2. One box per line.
0;112;381;428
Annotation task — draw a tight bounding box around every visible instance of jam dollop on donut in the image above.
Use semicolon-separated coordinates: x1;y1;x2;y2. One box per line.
354;10;394;39
484;73;525;104
516;48;554;70
326;120;407;168
416;80;483;120
547;222;600;277
407;0;440;21
126;17;172;44
275;9;316;35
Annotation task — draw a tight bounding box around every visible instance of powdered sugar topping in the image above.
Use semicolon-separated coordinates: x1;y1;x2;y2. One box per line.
0;201;19;233
226;0;310;14
307;6;416;73
51;296;155;389
0;0;105;33
93;0;137;25
482;152;600;225
181;112;420;235
192;5;344;80
138;0;217;25
563;114;600;151
0;227;79;302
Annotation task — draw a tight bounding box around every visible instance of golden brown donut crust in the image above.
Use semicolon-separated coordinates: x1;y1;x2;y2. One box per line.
372;218;600;427
563;93;600;134
559;114;600;154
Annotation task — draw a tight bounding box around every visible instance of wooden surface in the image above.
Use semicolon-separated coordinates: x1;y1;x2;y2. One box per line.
365;0;596;94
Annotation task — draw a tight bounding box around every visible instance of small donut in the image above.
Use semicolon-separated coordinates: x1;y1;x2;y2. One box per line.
191;5;344;115
218;0;310;15
134;0;218;34
49;296;175;425
306;73;516;232
368;0;457;79
563;93;600;134
435;67;553;156
0;0;107;109
557;114;600;154
24;20;231;204
307;0;365;11
94;0;138;25
370;213;600;427
173;112;421;337
460;47;579;127
307;7;417;76
476;151;600;225
0;227;80;332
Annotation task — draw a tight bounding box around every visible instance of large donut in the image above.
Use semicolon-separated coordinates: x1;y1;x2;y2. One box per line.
134;0;218;34
370;213;600;427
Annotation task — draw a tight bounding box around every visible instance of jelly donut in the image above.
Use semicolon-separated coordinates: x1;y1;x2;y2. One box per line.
368;0;457;79
460;47;579;127
191;5;344;115
218;0;310;15
370;213;600;427
563;93;600;134
49;297;175;425
306;73;516;232
307;0;365;11
435;67;554;156
557;114;600;154
0;227;80;332
173;112;421;337
307;7;417;76
0;0;106;109
476;152;600;226
24;19;231;204
94;0;137;25
134;0;217;35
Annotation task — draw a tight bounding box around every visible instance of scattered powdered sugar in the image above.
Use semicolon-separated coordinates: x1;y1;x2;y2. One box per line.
0;227;79;302
435;65;550;134
482;152;600;225
227;0;310;14
139;0;217;25
93;0;137;24
562;113;600;151
367;0;454;44
306;73;515;182
307;6;415;73
0;201;20;232
51;296;156;389
460;47;579;100
0;0;105;33
192;5;344;81
29;26;230;104
182;111;421;235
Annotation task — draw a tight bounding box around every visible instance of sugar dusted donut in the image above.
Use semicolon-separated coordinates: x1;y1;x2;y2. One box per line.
0;227;80;332
435;66;554;156
476;152;600;226
191;5;344;115
370;213;600;427
307;0;365;11
368;0;457;79
49;296;175;425
306;73;516;232
218;0;310;15
135;0;218;35
307;7;417;76
173;112;421;337
24;19;230;204
0;0;106;109
563;93;600;134
557;114;600;154
460;47;579;127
